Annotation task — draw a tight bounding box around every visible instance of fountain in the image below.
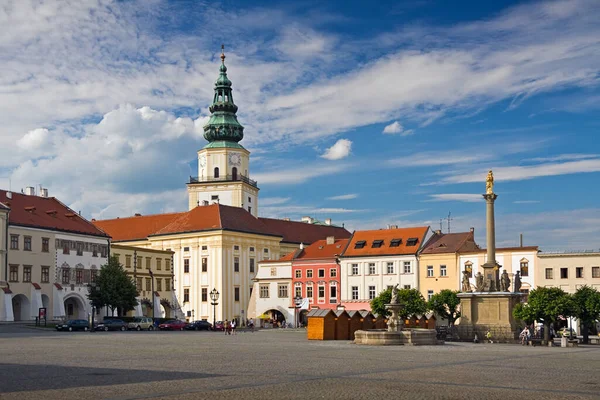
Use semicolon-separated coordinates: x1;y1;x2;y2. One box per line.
353;285;440;346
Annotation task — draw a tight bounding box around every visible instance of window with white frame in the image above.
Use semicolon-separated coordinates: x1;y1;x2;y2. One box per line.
368;263;376;275
307;269;313;278
307;285;313;299
351;286;359;300
295;284;302;298
404;284;411;289
295;269;302;278
330;268;337;277
278;284;288;298
330;283;337;301
259;285;269;298
318;286;325;298
368;285;376;300
427;290;434;300
403;261;411;274
351;264;359;275
427;265;433;277
387;262;394;274
440;265;447;277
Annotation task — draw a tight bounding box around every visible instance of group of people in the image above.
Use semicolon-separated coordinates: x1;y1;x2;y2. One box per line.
519;325;556;345
223;319;237;335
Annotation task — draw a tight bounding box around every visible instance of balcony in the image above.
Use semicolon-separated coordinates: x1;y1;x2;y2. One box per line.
189;174;258;188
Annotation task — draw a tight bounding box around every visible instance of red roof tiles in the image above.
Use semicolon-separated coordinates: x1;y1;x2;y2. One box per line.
93;212;185;242
296;238;349;260
342;226;430;257
258;217;351;244
0;190;108;237
421;232;480;254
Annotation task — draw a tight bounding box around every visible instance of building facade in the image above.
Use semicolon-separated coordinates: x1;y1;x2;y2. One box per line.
249;255;295;327
459;246;539;293
0;189;110;322
537;251;600;293
340;226;433;310
418;229;479;300
111;244;178;319
93;52;350;325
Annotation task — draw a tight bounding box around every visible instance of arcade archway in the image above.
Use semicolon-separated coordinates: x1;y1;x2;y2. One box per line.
12;294;31;321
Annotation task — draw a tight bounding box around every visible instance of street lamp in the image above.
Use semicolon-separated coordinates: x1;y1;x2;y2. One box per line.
294;295;303;328
148;269;155;322
191;309;195;321
89;282;97;333
210;288;219;329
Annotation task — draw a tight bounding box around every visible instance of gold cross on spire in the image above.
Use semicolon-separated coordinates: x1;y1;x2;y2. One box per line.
220;44;225;63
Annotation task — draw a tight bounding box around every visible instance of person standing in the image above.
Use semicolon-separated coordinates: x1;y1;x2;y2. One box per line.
224;319;229;335
231;319;236;335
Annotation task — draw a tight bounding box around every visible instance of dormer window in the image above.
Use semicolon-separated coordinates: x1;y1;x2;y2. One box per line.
354;240;366;249
390;238;402;247
406;237;418;246
372;240;384;248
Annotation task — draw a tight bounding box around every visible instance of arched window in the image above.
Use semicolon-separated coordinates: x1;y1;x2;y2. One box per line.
214;167;219;178
520;258;529;277
232;167;238;181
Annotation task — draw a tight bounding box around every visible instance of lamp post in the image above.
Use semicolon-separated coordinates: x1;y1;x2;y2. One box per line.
294;295;303;328
89;282;97;333
191;309;195;321
148;269;155;322
210;288;219;329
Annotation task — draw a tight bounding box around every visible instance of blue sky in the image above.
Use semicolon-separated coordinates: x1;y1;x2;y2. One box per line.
1;0;600;250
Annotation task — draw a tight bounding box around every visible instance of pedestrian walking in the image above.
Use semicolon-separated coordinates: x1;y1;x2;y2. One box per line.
224;319;229;335
231;319;236;335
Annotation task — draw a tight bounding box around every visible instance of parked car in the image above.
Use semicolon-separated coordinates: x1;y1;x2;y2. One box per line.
158;320;187;331
128;317;155;331
213;321;224;331
185;320;212;331
56;319;90;332
95;319;128;332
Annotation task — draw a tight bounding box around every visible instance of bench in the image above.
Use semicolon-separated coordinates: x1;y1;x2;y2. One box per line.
527;338;543;347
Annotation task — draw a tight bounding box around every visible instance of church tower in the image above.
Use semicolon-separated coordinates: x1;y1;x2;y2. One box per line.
187;46;259;216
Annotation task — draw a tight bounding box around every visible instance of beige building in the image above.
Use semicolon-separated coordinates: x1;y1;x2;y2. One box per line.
1;202;9;289
537;251;600;293
111;245;177;319
418;229;479;300
1;188;110;322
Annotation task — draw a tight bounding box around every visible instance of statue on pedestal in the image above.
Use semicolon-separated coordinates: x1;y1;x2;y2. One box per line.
513;271;522;293
386;284;403;332
461;270;471;292
486;170;494;195
390;284;400;304
475;272;485;292
500;270;511;292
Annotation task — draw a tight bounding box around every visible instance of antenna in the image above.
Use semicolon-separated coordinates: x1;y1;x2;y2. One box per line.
439;218;443;232
444;212;454;233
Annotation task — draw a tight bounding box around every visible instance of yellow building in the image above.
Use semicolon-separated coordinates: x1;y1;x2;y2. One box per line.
111;244;176;318
419;229;479;300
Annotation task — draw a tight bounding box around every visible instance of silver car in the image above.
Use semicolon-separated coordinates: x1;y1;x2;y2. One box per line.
128;317;154;331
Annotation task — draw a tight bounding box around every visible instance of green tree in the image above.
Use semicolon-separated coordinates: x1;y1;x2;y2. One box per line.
370;288;428;319
428;289;461;327
88;255;138;316
572;285;600;344
513;287;574;342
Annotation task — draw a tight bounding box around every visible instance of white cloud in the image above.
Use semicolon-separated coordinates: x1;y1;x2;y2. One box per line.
382;121;413;136
253;163;348;185
326;194;358;200
321;139;352;160
260;197;291;206
428;194;483;203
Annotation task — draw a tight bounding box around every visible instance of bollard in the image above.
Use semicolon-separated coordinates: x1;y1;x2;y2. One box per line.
561;336;567;348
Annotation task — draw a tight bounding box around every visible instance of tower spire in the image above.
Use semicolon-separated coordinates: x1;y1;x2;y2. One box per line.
203;45;244;144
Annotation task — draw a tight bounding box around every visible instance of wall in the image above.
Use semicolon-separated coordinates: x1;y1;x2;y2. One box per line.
418;252;458;299
537;252;600;293
292;259;340;310
251;260;294;324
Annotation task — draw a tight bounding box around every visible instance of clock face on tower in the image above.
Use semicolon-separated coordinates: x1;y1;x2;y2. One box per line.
228;153;241;166
199;155;206;167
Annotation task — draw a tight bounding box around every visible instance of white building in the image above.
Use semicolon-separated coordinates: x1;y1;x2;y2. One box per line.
340;226;434;310
458;246;539;293
248;253;296;327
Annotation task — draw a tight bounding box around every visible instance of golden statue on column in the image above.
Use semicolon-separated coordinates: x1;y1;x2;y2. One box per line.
485;170;494;194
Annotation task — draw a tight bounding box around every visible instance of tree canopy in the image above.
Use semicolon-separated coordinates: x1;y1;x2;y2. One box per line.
88;255;138;316
513;286;574;341
571;285;600;344
428;289;461;327
370;288;428;319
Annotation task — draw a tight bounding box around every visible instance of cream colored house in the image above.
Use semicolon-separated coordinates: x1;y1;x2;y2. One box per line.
111;244;177;319
93;54;350;325
537;251;600;293
459;246;539;293
418;229;479;299
1;188;110;322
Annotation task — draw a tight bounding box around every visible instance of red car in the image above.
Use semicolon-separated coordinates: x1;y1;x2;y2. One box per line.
158;320;187;331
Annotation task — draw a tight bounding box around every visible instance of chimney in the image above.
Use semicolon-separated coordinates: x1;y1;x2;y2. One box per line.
282;218;290;221
40;188;48;198
470;227;475;233
519;233;523;247
301;216;313;224
387;224;398;229
326;236;335;245
300;243;304;250
25;186;35;196
6;191;12;199
134;213;142;217
435;229;442;235
325;218;332;225
202;200;209;206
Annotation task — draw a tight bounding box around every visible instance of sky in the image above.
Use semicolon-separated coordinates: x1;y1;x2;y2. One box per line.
1;0;600;251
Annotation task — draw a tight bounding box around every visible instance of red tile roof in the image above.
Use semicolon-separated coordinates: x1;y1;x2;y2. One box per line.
0;190;108;237
0;202;8;210
93;212;185;242
94;204;351;244
421;232;480;254
295;238;349;260
341;226;430;257
259;249;300;264
258;217;351;244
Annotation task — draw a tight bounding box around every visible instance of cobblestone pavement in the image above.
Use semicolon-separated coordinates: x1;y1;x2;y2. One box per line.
0;326;599;399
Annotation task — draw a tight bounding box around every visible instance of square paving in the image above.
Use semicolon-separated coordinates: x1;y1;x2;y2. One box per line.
0;327;599;399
